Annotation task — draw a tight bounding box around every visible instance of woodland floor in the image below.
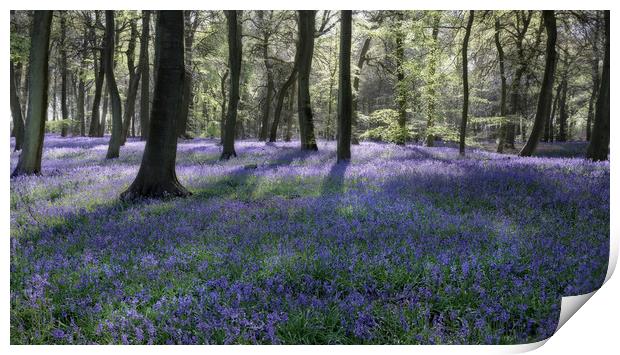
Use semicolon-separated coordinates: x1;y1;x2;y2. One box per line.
10;135;609;344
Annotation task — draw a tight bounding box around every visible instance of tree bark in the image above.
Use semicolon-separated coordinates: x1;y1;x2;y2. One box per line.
88;13;104;137
121;10;190;200
221;10;242;160
10;60;25;151
494;17;507;153
259;12;274;142
60;12;69;137
12;11;53;177
337;10;352;162
352;36;371;145
297;10;318;151
139;10;151;140
105;10;123;159
519;11;557;157
100;88;108;136
178;11;199;139
219;69;228;145
587;10;610;161
586;16;601;142
425;13;440;147
121;18;141;145
459;11;474;155
557;79;568;142
395;12;407;145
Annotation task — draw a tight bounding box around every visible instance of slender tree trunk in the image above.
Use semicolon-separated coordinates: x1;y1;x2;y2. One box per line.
60;12;69;137
459;11;474;155
259;25;274;141
121;10;190;200
121;18;141;145
548;84;560;142
586;21;601;142
100;88;108;136
220;10;242;160
285;79;295;142
219;69;228;145
425;13;440;147
557;79;568;142
139;11;151;140
394;12;407;145
105;10;123;159
88;31;104;137
11;61;25;151
178;11;198;139
12;11;53;177
587;10;610;161
494;18;507;153
336;10;353;162
269;61;298;142
352;36;371;145
519;11;557;157
297;10;318;151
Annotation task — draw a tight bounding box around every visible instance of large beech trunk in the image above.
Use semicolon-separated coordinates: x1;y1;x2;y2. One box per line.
104;10;123;159
587;10;610;161
336;10;352;162
12;11;53;177
297;10;318;151
121;10;190;200
220;10;242;160
519;11;558;157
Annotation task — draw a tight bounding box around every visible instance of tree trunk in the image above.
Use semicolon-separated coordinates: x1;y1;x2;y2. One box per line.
12;11;53;177
259;25;274;141
494;17;507;153
60;12;69;137
121;10;190;200
88;22;104;137
587;10;610;161
269;54;298;142
100;88;108;136
519;11;557;157
352;36;371;145
105;10;123;159
10;60;25;151
220;10;242;160
425;13;440;147
395;12;407;145
121;18;141;145
548;84;560;142
557;79;568;142
586;19;601;142
459;11;474;155
297;10;318;151
219;69;228;145
178;11;199;139
337;10;352;162
285;79;295;142
139;11;151;140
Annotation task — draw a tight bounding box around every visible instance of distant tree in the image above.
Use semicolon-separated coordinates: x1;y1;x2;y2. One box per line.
88;11;105;137
337;10;352;162
351;35;371;145
104;10;123;159
10;60;25;151
519;11;558;157
139;10;151;140
425;12;441;147
459;10;474;155
297;10;319;151
121;10;190;200
11;11;53;177
221;10;242;160
494;15;508;153
178;10;200;139
121;17;141;145
59;12;69;137
586;10;610;161
394;11;407;145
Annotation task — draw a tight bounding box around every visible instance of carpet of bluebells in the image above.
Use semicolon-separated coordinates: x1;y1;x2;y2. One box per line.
10;135;609;344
